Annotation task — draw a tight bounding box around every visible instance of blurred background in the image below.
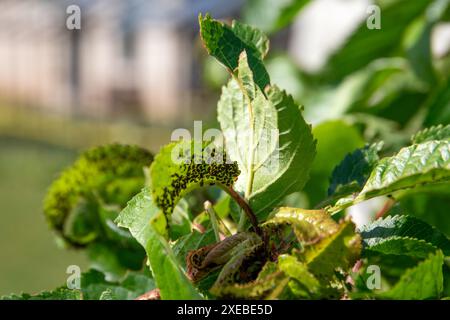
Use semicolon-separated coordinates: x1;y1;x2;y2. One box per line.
0;0;449;295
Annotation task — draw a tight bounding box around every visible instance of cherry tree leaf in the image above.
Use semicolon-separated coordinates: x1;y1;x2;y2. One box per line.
149;140;240;225
218;52;316;221
115;188;201;300
412;124;450;144
380;250;444;299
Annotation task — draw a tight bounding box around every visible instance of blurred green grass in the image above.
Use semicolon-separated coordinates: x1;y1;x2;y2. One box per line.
0;136;88;295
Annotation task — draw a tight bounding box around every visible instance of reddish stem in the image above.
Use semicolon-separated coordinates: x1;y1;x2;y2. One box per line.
224;186;262;236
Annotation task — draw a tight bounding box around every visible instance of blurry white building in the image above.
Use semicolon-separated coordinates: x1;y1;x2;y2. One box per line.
0;0;243;123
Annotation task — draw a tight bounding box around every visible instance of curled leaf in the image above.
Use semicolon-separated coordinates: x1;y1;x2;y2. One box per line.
263;207;339;244
43;144;153;246
150;140;240;224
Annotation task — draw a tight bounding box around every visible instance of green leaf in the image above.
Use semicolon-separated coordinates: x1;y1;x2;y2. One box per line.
43;144;152;247
305;120;364;205
149;140;240;226
405;20;436;86
257;220;361;299
278;254;321;298
2;288;82;300
213;221;359;299
210;261;285;299
86;241;145;281
218;54;316;221
243;0;310;33
380;250;444;299
399;188;450;237
172;229;216;270
169;199;193;240
99;289;115;300
199;13;270;92
358;215;450;256
266;54;307;102
328;142;383;198
412;124;450;144
300;221;361;290
362;236;438;259
115;188;201;300
210;232;264;291
81;269;155;300
404;0;450;85
321;0;431;82
424;77;450;126
305;58;415;124
358;140;450;199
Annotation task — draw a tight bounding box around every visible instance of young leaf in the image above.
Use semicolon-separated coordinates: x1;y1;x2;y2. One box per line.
211;261;285;299
258;220;360;299
412;124;450;144
263;207;339;243
189;232;263;287
358;215;450;256
299;221;361;297
380;250;444;299
328;142;383;198
358;140;450;199
149;140;240;224
218;54;316;221
199;13;270;92
115;188;201;300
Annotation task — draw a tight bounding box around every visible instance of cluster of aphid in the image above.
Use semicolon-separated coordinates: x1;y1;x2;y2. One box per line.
156;147;240;218
43;144;153;245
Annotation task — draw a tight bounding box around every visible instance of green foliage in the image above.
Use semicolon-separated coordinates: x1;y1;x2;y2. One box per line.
330;140;450;212
263;207;339;243
398;188;450;237
328;142;383;198
10;6;450;300
424;78;450;125
412;124;450;143
43;143;153;247
214;34;316;222
243;0;310;33
2;288;82;300
115;188;201;300
149;140;240;227
321;0;431;82
305;120;365;205
80;269;155;300
380;250;444;299
359;140;450;198
299;221;361;298
199;13;270;92
359;215;450;256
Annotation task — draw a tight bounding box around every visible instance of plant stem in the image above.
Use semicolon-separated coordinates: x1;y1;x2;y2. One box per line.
375;198;395;220
224;186;261;236
232;73;256;231
204;200;221;242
